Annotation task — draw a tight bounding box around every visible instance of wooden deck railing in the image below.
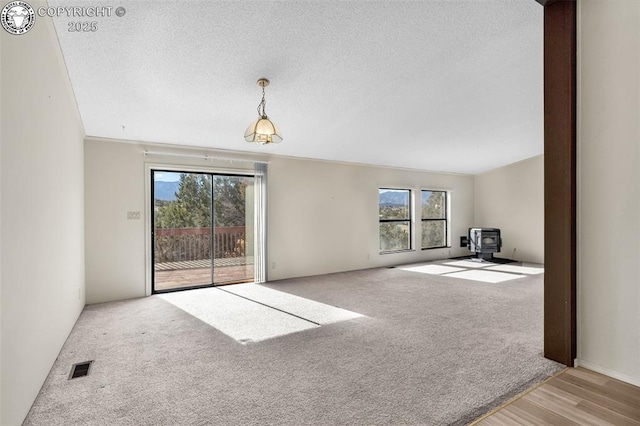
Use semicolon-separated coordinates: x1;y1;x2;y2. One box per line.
154;226;246;263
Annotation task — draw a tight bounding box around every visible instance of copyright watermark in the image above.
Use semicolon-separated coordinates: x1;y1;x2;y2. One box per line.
37;5;123;18
1;1;126;34
39;4;125;33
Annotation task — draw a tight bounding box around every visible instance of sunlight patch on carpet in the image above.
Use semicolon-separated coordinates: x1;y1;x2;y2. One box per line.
485;264;544;275
159;288;318;343
400;264;465;275
444;269;524;283
444;260;492;269
222;284;364;325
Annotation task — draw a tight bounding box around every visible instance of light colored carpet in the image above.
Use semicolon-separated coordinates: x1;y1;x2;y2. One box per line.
222;283;364;325
485;264;545;275
399;264;465;275
444;260;492;269
443;269;524;283
159;287;319;343
24;261;562;425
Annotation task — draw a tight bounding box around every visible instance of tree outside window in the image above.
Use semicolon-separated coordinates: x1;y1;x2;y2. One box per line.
379;189;411;252
421;190;447;249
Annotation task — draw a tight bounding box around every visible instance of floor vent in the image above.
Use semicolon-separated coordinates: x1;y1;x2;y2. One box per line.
69;361;93;379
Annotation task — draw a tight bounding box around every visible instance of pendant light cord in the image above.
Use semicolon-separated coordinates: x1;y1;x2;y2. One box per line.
257;86;267;118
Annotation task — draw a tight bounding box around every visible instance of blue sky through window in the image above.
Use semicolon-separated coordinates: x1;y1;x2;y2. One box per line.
154;171;181;182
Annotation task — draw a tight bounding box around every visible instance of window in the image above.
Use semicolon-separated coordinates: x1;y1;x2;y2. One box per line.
379;189;412;253
421;190;447;249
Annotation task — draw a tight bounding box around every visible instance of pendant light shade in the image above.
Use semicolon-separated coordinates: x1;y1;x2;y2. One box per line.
244;78;282;144
244;117;282;144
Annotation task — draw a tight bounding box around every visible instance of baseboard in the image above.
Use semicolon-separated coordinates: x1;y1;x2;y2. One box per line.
575;358;640;387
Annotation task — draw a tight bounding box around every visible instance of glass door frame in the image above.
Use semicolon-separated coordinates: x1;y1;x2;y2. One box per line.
145;163;258;295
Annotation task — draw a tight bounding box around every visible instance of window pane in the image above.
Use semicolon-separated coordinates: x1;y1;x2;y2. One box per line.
380;221;410;251
421;191;446;219
379;189;410;220
212;175;254;285
422;220;446;248
154;172;212;290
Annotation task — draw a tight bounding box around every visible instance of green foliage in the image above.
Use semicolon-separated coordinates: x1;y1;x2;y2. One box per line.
422;191;445;219
379;205;409;220
379;222;410;251
155;174;250;229
422;191;446;248
212;177;248;227
422;220;445;248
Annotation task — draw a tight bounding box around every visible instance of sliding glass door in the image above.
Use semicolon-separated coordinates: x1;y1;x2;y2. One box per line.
211;175;254;284
152;170;255;292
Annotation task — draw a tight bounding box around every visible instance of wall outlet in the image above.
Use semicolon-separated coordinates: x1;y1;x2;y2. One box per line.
271;262;276;269
127;211;141;220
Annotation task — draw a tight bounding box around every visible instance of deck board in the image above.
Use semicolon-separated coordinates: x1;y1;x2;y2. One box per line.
154;263;254;290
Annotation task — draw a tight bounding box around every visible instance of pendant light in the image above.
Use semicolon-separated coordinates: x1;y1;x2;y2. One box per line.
244;78;283;144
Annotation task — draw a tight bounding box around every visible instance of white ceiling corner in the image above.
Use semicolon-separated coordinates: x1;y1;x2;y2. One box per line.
50;0;543;174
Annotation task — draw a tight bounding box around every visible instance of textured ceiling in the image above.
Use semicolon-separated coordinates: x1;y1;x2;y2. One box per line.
51;0;542;174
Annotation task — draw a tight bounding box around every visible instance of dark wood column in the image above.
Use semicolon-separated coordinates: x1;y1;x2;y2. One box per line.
538;0;577;366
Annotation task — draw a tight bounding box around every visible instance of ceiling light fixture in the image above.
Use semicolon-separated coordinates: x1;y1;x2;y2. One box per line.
244;78;282;145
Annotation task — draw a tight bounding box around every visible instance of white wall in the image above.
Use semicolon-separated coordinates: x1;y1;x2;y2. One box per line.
577;0;640;386
474;155;544;264
84;138;255;303
267;157;474;280
84;138;474;303
0;4;86;424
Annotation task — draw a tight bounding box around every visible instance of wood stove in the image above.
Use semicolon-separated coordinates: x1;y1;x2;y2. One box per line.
468;227;501;260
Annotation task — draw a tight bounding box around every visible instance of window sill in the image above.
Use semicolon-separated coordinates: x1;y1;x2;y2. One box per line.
380;249;415;255
421;246;450;250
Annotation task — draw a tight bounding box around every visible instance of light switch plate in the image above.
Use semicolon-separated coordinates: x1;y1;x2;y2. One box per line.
127;211;141;220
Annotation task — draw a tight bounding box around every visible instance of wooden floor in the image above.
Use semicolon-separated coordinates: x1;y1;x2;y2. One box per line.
154;265;254;290
474;367;640;425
